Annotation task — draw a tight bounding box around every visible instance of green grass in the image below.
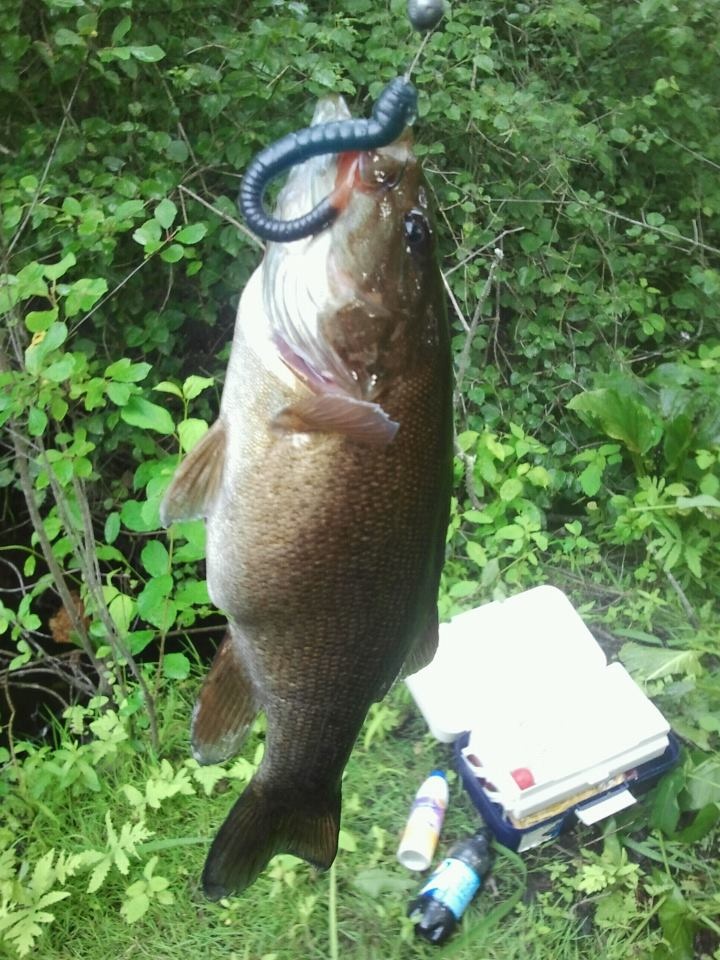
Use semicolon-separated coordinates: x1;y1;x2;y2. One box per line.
3;661;718;960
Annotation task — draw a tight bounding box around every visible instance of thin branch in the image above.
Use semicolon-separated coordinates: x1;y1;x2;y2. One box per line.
6;68;84;260
455;248;504;397
178;184;265;251
445;226;525;276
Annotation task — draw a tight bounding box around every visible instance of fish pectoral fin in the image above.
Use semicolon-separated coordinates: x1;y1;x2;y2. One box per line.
202;779;340;899
402;609;440;678
272;394;399;445
191;627;259;765
159;419;226;525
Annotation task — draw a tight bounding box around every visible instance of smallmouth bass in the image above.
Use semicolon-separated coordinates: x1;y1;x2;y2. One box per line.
160;95;452;898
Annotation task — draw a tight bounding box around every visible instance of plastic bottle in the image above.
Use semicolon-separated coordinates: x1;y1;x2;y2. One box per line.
407;826;492;944
397;770;449;871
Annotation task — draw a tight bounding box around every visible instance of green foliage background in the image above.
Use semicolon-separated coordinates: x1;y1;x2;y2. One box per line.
1;0;718;957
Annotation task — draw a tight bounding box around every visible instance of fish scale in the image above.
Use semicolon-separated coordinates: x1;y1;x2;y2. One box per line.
160;95;452;898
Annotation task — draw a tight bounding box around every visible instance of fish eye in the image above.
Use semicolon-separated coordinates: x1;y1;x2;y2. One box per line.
403;210;431;253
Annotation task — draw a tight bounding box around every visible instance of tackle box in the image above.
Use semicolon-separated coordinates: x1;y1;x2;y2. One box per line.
406;586;681;850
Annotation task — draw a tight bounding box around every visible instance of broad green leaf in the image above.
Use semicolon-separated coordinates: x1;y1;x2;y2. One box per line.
141;540;170;578
154;198;177;229
466;541;487;566
44;355;75;382
656;885;695;960
568;388;662;455
499;477;523;501
163;652;190;679
107;381;132;406
64;277;108;317
25;307;59;332
154;380;183;398
174;579;209;606
28;406;48;436
129;44;166;62
175;223;207;245
136;575;174;629
132;219;162;248
675;803;720;843
160;244;184;263
684;759;720;810
579;462;602;496
178;417;208;452
25;322;68;374
105;358;151;383
111;15;131;44
182;374;214;400
649;768;683;835
105;512;120;544
120;396;175;434
44;252;77;281
619;643;702;683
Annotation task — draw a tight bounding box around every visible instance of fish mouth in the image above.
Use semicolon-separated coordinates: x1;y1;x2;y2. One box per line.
272;96;353;226
261;94;419;416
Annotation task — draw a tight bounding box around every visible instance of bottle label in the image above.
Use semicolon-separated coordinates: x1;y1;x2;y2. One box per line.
418;858;481;921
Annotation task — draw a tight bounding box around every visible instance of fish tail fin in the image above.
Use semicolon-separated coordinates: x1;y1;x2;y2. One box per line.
202;778;340;899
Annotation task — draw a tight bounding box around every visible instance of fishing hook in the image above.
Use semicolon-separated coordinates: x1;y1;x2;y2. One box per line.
238;76;417;244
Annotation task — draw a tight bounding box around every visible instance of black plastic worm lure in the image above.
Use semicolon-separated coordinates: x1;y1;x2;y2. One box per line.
239;76;418;243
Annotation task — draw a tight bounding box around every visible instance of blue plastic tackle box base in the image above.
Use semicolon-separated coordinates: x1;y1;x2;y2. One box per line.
454;731;681;852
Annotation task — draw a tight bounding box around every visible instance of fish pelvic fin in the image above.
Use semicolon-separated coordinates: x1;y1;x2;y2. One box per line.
272;394;399;445
202;778;341;899
191;628;259;765
402;608;440;678
159;419;226;525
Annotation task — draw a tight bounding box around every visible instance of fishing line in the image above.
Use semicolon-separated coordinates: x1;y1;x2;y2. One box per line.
238;0;448;243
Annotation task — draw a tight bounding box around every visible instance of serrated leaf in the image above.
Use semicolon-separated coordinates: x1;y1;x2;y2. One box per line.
121;892;150;923
499;477;523;501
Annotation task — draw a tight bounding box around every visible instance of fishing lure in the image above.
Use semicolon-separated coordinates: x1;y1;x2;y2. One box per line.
407;0;445;31
239;76;417;243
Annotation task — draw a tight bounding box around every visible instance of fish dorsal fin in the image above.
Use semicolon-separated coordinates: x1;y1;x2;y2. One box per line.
272;394;399;445
160;419;226;525
191;627;259;765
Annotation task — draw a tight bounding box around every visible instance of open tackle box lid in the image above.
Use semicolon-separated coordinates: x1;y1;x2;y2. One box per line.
406;586;679;848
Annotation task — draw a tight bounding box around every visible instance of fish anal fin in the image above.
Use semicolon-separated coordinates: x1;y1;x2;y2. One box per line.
191;628;259;766
402;609;440;678
272;394;398;445
202;778;340;899
159;419;226;525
